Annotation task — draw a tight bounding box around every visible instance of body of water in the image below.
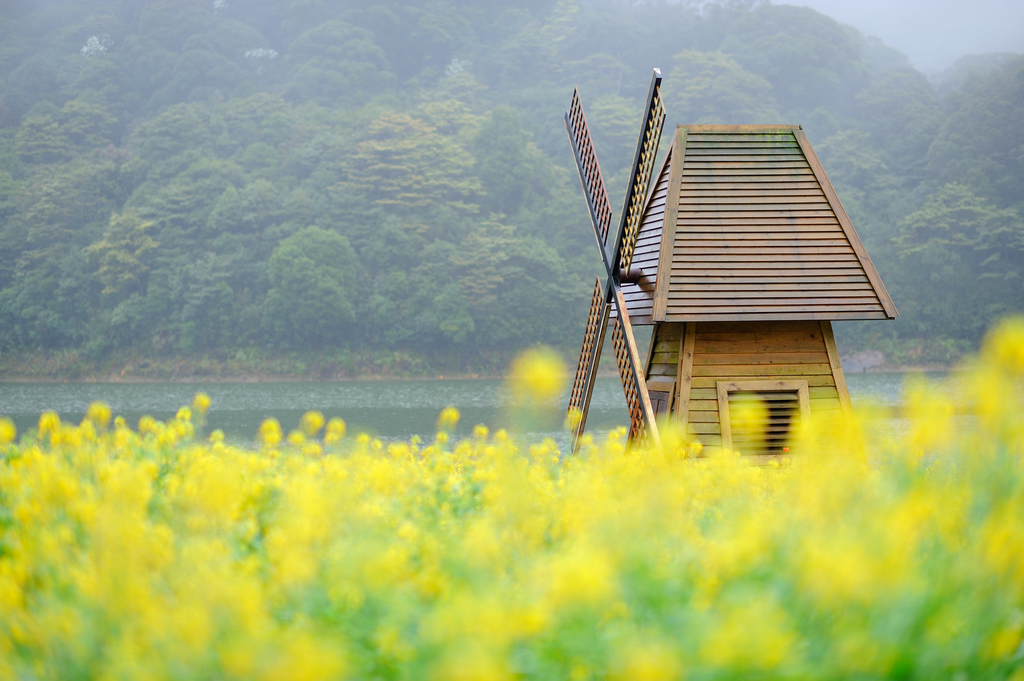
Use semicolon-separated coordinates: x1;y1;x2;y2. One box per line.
0;372;946;448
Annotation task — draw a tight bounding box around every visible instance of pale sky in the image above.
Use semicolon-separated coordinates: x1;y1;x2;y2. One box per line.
790;0;1024;73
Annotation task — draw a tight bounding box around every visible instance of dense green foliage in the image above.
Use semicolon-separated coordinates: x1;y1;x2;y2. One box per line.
0;0;1021;373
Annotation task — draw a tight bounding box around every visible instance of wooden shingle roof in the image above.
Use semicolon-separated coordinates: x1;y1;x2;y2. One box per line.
623;124;897;322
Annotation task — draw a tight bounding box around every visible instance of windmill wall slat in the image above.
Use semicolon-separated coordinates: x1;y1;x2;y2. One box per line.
684;320;844;450
619;151;672;323
663;127;889;322
645;323;683;379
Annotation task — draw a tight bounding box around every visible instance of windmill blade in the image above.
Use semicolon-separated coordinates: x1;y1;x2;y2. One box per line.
565;70;665;452
567;277;610;452
610;283;662;449
616;69;667;275
565;89;615;260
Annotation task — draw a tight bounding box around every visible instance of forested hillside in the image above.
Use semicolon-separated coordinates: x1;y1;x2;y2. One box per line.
0;0;1021;377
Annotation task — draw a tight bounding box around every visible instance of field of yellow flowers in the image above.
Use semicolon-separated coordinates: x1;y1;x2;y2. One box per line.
2;321;1024;681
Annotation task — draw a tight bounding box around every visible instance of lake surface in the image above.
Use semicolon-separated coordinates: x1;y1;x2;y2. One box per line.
0;372;945;449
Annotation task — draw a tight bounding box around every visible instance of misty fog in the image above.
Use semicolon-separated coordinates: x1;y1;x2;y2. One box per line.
0;0;1020;378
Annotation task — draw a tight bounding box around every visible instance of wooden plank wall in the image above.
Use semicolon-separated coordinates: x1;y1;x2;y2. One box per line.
621;148;672;324
665;127;889;321
645;322;684;381
681;320;845;450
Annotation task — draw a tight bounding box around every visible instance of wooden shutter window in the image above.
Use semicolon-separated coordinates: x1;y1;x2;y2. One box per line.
717;380;810;457
647;378;676;418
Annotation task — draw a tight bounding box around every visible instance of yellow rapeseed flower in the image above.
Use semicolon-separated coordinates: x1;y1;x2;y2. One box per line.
564;406;582;432
508;346;567;405
77;418;97;442
259;418;282;447
86;401;112;429
138;414;159;436
1;323;1023;679
983;315;1024;375
543;543;617;608
299;410;325;437
701;597;797;670
192;391;212;414
259;631;347;681
0;417;15;445
324;417;346;445
38;411;60;440
610;638;681;681
432;644;511;681
437;406;460;432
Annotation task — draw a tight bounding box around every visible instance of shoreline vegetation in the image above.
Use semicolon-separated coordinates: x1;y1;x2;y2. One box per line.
0;340;969;383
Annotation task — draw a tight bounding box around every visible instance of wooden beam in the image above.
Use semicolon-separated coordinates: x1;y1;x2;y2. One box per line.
565;90;614;259
611;284;662;450
611;68;664;278
643;135;673;219
675;322;696;427
820;321;854;420
684;125;801;133
692;375;835;389
654;127;685;321
662;311;891;322
568;278;611;453
642;321;658;379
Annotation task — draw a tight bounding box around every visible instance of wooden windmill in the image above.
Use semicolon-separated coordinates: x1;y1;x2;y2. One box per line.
565;69;897;459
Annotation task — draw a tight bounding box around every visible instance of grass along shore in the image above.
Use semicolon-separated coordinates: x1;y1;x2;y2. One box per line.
0;335;976;383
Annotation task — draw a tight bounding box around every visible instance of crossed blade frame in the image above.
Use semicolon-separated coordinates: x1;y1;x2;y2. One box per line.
564;69;666;453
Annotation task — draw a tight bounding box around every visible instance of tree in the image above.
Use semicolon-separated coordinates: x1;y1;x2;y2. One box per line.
663;51;779;126
406;1;476;76
814;130;905;252
149;49;246;106
473;106;553;215
220;92;291;147
448;216;586;350
488;0;577;89
182;16;271;64
85;211;159;298
718;4;869;115
207;179;283;235
14;109;72;165
61;98;117;149
127;157;246;236
854;69;945;182
926;56;1024;211
0;172;17;289
136;0;213;52
263;226;359;348
893;184;1024;339
4;55;60;120
284;20;393;106
574;94;636;182
347;110;481;219
172;251;239;351
128;102;215;163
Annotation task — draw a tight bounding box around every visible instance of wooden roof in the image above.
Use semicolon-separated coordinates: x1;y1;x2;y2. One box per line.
623;124;897;323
